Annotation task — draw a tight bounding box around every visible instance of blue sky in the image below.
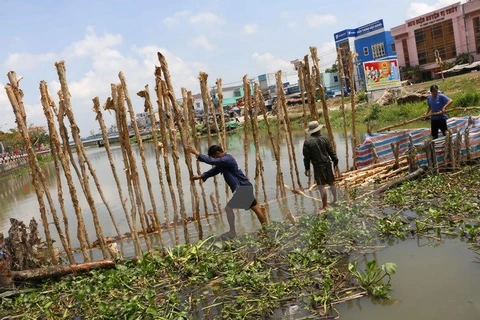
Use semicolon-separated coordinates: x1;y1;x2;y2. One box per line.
0;0;460;135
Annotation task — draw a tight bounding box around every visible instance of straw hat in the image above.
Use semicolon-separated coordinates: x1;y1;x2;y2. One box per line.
305;121;324;134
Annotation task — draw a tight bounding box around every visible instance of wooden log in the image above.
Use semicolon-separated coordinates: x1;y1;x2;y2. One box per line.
5;76;59;265
11;260;116;281
216;78;227;150
297;62;309;139
373;167;424;195
377;107;480;132
249;83;264;200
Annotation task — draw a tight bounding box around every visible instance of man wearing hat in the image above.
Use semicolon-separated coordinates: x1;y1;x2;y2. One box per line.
303;121;338;213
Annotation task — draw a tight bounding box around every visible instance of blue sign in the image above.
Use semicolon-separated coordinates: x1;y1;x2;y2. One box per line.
334;19;384;42
258;74;267;81
356;19;384;37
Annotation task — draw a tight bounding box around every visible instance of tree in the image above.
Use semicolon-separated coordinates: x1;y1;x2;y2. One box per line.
325;63;338;73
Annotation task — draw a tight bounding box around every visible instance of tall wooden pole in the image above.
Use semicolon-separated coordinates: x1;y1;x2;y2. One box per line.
349;51;358;170
303;55;318;120
310;46;336;152
5;75;59;264
242;76;251;179
297;62;309;139
337;47;350;170
55;61;109;259
216;78;228;150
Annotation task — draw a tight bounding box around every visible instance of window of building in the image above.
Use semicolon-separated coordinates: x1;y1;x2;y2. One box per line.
402;39;410;66
418;52;428;64
372;43;386;59
474;17;480;53
196;102;201;109
363;47;369;56
415;30;425;43
333;76;338;82
391;44;396;52
431;25;443;38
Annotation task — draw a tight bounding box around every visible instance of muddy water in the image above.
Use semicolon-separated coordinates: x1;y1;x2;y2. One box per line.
1;128;479;318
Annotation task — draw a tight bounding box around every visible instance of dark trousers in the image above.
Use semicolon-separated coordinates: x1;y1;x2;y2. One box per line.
431;119;447;139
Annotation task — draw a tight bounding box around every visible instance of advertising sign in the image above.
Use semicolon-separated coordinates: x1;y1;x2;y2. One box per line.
334;19;384;42
363;59;401;91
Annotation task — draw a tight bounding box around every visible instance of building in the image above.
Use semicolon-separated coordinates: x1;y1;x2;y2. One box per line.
334;19;397;91
391;1;480;80
321;72;342;91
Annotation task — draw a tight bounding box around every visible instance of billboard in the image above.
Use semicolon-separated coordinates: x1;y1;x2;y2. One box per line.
334;19;384;42
363;59;401;91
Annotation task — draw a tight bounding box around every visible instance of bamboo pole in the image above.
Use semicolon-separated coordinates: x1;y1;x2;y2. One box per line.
258;88;286;198
107;85;144;254
465;127;471;160
242;76;251;179
55;61;109;260
160;79;190;243
454;130;461;167
94;97;140;251
303;55;318;120
198;71;222;214
348;51;358;170
154;67;180;239
276;71;302;190
39;81;75;264
337;47;350;170
5;76;59;264
310;47;336;154
250;83;266;201
187;90;209;217
136;86;170;229
115;83;152;252
119;72;161;235
216;78;227;150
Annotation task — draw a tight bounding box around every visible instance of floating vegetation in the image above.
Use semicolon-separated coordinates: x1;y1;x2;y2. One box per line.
1;205;398;319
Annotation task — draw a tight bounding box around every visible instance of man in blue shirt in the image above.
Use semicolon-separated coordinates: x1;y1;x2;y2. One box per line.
425;85;453;139
186;145;267;239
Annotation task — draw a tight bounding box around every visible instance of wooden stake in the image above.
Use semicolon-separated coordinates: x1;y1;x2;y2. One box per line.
302;55;318;120
242;76;251;179
250;83;267;201
5;77;59;265
276;71;302;190
94;97;141;252
348;51;358;170
187;90;209;217
115;83;152;252
39;81;75;264
337;47;350;170
159;78;190;243
136;85;170;231
216;78;228;150
297;62;309;139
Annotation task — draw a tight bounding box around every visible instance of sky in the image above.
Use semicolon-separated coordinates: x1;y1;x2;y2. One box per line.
0;0;461;136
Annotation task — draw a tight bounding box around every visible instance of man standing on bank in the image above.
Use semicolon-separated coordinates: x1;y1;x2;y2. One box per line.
303;121;338;214
425;85;453;139
186;144;268;239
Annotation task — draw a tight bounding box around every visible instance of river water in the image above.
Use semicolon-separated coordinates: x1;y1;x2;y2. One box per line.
1;128;479;319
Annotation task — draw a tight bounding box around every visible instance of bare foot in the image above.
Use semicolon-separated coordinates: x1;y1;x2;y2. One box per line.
316;208;327;215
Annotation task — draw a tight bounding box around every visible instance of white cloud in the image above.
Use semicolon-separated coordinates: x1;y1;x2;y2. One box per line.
190;34;215;51
189;12;224;25
315;41;338;73
287;22;297;29
162;11;190;27
163;11;224;26
252;52;293;73
407;0;460;18
3;52;57;71
1;28;205;134
242;24;258;35
306;14;337;27
279;10;290;19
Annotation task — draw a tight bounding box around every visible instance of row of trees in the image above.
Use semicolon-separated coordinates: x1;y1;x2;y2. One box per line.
0;125;49;154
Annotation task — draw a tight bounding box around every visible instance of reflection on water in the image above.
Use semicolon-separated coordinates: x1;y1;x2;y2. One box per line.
337;238;480;320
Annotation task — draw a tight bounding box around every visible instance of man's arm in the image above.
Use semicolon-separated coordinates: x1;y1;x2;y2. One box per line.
302;142;311;171
325;140;339;166
200;166;222;182
440;94;453;112
425;97;432;115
